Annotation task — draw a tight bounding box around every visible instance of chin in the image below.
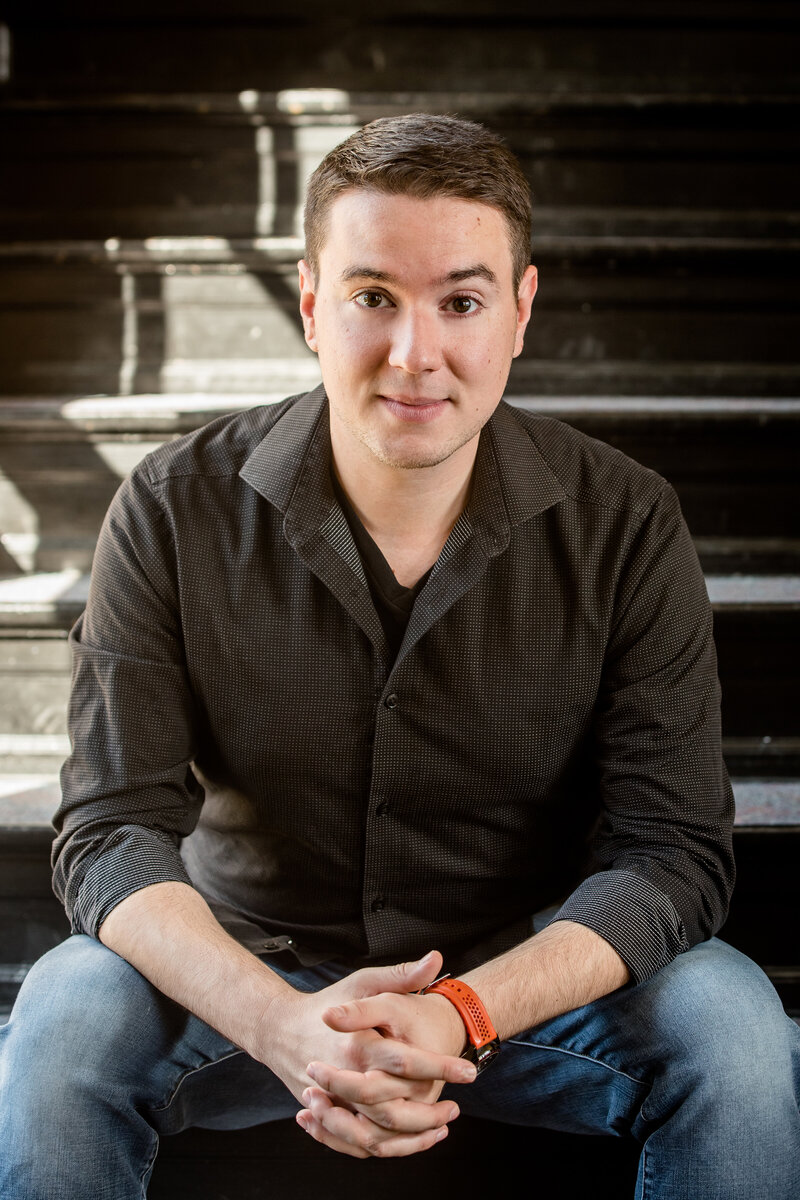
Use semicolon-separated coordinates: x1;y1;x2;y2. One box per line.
373;442;467;471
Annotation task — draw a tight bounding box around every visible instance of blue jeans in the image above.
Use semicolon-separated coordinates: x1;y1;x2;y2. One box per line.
1;935;798;1198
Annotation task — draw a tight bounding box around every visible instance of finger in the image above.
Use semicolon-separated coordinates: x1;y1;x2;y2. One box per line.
308;1062;446;1113
322;992;405;1033
296;1109;370;1160
307;1062;418;1105
354;1097;460;1135
313;1037;477;1085
302;1090;450;1159
346;951;443;1001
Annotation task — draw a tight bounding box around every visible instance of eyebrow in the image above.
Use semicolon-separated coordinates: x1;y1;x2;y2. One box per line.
338;263;499;287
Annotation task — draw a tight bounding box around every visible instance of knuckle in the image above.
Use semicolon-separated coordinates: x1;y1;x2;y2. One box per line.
349;1042;370;1072
354;1118;377;1150
372;1103;395;1130
343;1138;370;1160
360;1080;382;1105
378;1042;404;1072
386;1048;408;1074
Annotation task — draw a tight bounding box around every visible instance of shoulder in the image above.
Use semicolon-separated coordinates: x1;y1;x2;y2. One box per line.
498;401;669;522
130;393;307;486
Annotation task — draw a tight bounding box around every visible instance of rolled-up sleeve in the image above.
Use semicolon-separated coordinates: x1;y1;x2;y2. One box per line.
553;481;735;984
52;466;201;936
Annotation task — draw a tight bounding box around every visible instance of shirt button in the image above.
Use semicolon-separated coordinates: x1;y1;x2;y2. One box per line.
384;693;399;709
371;897;385;912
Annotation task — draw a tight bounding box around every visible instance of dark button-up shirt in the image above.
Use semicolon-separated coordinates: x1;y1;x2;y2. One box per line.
53;386;735;984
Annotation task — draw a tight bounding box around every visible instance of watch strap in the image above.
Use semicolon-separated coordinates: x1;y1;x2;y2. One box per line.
421;976;499;1060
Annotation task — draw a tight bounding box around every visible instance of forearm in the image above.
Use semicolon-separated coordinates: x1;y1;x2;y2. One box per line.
302;920;628;1154
462;919;630;1041
99;880;294;1059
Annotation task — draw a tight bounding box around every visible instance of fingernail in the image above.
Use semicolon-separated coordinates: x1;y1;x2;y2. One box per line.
435;1126;449;1142
296;1112;309;1130
459;1064;477;1082
301;1088;311;1104
449;1107;459;1122
306;1064;318;1080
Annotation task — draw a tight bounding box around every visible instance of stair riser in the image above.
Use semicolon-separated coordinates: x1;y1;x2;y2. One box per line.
3;107;798;239
3;413;798;573
8;16;800;96
2;250;798;398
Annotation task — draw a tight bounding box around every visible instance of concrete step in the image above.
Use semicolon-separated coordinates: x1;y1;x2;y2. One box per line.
2;96;797;240
2;571;797;740
5;6;799;97
1;236;798;398
2;396;798;573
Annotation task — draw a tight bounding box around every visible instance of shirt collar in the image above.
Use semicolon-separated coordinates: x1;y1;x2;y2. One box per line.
239;385;567;551
239;384;330;525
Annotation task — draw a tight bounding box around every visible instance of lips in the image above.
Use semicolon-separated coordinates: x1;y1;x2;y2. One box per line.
379;394;450;424
382;394;447;406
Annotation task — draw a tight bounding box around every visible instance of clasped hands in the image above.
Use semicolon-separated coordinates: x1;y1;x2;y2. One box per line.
267;950;477;1159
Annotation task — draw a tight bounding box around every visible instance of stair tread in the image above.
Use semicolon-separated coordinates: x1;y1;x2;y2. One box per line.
705;576;800;606
0;572;90;616
3;394;800;429
4;87;800;114
3;234;799;261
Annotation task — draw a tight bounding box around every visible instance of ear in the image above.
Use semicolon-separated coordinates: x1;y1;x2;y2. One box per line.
297;259;319;353
513;264;538;358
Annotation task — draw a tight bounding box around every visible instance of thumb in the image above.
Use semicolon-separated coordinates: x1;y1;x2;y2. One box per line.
349;950;443;1000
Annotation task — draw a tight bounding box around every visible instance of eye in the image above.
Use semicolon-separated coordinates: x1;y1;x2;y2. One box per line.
447;295;480;315
355;291;391;309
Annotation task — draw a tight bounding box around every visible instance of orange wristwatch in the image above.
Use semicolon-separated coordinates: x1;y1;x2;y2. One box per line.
420;975;500;1073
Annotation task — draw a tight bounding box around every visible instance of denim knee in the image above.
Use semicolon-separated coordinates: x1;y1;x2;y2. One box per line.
0;936;178;1199
1;935;190;1101
637;940;799;1120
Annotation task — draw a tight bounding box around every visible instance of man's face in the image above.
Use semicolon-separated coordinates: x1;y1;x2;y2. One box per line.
298;189;537;474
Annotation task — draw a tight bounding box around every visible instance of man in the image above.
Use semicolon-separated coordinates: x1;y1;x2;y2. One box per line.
1;114;798;1197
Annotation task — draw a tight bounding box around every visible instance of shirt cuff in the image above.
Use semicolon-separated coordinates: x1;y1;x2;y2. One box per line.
552;868;690;984
70;825;193;937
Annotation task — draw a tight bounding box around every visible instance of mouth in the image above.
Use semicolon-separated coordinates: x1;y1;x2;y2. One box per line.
379;394;450;424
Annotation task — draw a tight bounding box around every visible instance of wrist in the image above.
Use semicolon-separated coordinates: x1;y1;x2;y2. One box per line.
244;973;302;1062
420;976;500;1073
423;992;470;1057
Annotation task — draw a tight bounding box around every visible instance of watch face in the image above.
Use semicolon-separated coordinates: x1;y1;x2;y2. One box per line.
465;1040;500;1074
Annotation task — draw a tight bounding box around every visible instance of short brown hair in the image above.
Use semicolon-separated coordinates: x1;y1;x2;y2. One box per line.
303;114;532;291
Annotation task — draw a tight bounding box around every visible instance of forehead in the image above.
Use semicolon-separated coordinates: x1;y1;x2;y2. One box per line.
318;189;516;282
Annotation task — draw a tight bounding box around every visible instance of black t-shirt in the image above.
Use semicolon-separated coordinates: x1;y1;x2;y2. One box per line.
331;472;431;661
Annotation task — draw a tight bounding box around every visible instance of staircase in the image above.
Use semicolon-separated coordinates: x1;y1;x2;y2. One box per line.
1;3;798;1195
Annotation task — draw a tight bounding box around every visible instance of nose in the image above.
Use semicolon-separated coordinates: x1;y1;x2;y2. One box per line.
387;308;443;374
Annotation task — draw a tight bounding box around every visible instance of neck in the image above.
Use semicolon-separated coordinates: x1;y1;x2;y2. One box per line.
330;430;479;587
